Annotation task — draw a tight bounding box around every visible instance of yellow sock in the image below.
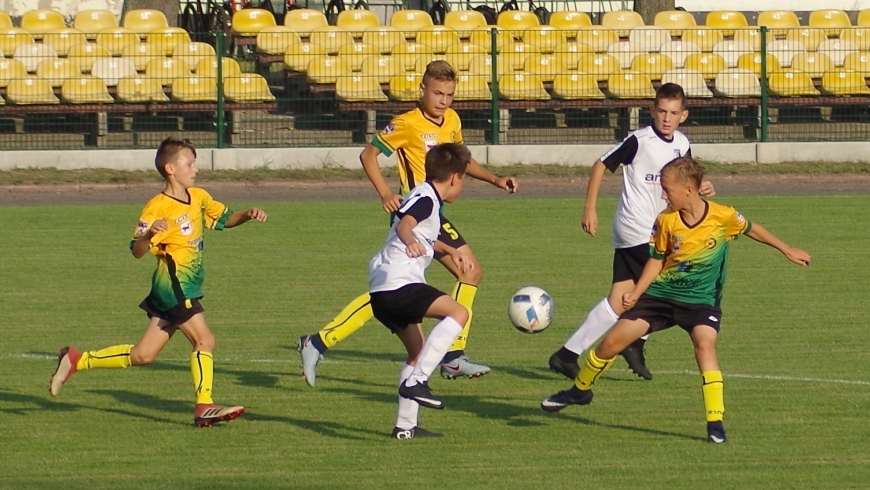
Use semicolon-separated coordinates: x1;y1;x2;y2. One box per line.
76;344;133;371
317;293;373;349
191;351;214;405
448;282;477;353
574;349;616;390
701;371;725;422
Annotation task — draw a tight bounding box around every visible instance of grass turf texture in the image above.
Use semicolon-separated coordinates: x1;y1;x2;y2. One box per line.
0;194;868;489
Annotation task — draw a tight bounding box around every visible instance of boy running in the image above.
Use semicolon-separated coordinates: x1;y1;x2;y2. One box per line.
49;137;268;428
297;60;518;386
541;156;811;443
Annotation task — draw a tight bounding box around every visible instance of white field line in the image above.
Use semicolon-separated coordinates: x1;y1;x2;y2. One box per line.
655;370;870;387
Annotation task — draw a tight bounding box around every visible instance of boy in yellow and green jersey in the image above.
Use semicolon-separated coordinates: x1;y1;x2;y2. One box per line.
297;60;518;387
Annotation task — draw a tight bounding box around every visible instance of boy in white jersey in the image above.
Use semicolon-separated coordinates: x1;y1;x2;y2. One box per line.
548;83;716;381
368;143;473;439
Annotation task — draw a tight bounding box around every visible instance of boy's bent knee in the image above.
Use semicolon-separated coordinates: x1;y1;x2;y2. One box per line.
130;349;157;366
452;305;469;327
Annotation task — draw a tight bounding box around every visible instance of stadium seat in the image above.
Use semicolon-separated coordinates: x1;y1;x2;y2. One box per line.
21;10;66;39
283;42;327;71
284;9;329;36
736;52;780;76
858;10;870;27
842;51;870;75
337;42;379;71
171;75;218;102
713;68;761;97
122;42;165;71
606;72;655;98
577;53;621;81
123;9;168;36
308;26;353;55
601;10;644;37
839;28;870;51
75;10;118;38
256;26;302;55
359;55;402;83
61;75;114;103
523;53;565;82
499;41;538;71
97;27;140;56
497;11;540;30
629;26;670;53
412;55;441;75
67;43;111;73
452;73;489;100
0;59;28;88
173;42;217;69
661;69;712;97
607;41;647;70
705;11;748;36
116;75;168;102
444;10;488;36
683;52;727;79
680;27;723;53
766;40;806;68
41;28;88;56
470;26;512;53
336;73;388;101
756;10;800;37
195;57;242;78
786;28;827;53
223;74;276;102
551;73;603;99
14;43;58;72
391;42;434;71
362;26;405;55
388;73;423;101
817;38;857;66
390;10;434;38
145;58;191;85
630;52;674;80
790;52;835;78
0;11;11;29
147;27;192;56
36;59;81;87
337;10;380;35
549;11;592;30
713;40;753;68
443;42;485;71
653;10;696;36
809;9;851;36
232;9;276;37
306;55;350;83
91;57;137;86
768;69;820;96
467;52;510;76
499;73;549;100
417;26;461;54
821;69;870;95
5;76;59;104
0;28;36;55
523;26;565;54
659;40;700;69
552;41;594;69
732;28;761;51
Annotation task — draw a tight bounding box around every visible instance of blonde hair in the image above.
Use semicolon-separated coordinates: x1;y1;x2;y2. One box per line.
661;156;705;188
423;60;456;85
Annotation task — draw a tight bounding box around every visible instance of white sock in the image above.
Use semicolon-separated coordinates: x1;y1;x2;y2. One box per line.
408;316;463;385
563;298;620;356
640;334;649;341
396;363;418;430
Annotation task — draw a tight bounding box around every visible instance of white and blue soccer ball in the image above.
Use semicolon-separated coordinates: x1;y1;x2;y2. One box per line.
508;286;554;334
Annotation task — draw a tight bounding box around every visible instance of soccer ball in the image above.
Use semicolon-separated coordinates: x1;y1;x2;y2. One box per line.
508;286;554;334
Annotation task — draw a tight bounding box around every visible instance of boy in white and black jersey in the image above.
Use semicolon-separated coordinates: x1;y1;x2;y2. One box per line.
368;143;474;439
548;83;716;381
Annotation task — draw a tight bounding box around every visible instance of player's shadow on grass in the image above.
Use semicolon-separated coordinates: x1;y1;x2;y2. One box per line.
321;349;409;364
490;364;560;381
244;412;382;440
145;361;283;389
0;389;184;425
554;413;704;442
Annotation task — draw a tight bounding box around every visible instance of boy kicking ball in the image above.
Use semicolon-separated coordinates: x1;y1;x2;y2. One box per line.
541;156;810;443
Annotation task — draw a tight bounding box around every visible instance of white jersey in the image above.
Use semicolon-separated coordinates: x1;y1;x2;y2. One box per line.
369;181;443;293
599;125;691;249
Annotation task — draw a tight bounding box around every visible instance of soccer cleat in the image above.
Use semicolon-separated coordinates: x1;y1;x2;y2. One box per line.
707;421;728;444
540;386;594;412
548;351;580;380
620;338;653;380
297;334;322;387
391;426;443;439
440;355;491;379
398;380;444;409
194;404;245;428
49;346;82;397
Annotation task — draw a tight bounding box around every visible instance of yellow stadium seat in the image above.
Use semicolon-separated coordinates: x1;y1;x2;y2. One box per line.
0;12;11;29
842;51;870;75
601;10;644;37
654;10;696;36
75;10;118;38
768;69;820;96
122;43;165;71
61;75;114;103
338;42;379;71
790;52;834;78
67;43;111;73
681;27;723;53
232;9;276;37
756;10;800;37
551;41;593;68
123;9;168;36
391;42;434;71
523;53;565;82
732;28;761;51
116;75;168;102
523;26;565;54
499;73;548;100
659;40;700;68
713;40;753;68
454;73;490;100
821;69;870;95
42;28;87;56
630;52;674;80
785;28;826;53
443;42;485;71
705;11;748;36
390;10;433;38
195;57;242;78
549;11;592;30
712;68;761;97
817;38;857;66
551;73;603;99
308;26;353;55
5;77;59;104
498;10;540;30
337;10;380;34
683;52;727;79
470;25;513;53
466;53;496;76
359;55;402;83
91;57;137;86
224;74;276;102
284;9;329;36
145;58;191;85
607;41;647;69
147;27;191;55
628;26;670;53
661;68;713;97
0;28;35;54
362;26;405;54
577;53;621;81
767;40;806;68
256;26;301;55
412;55;442;75
444;10;488;36
306;55;350;83
809;9;851;36
173;42;217;69
36;58;81;87
389;73;423;100
606;72;655;98
735;52;780;76
14;43;58;72
840;28;870;51
576;28;619;53
21;9;66;39
336;73;388;101
97;27;140;56
417;26;461;54
0;59;28;88
283;42;327;71
499;41;539;70
171;75;218;102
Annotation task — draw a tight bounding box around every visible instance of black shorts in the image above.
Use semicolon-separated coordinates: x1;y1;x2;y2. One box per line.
370;284;447;334
620;294;722;334
437;214;468;249
612;244;650;283
139;297;204;326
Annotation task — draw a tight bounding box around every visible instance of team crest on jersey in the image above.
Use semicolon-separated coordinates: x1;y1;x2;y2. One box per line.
671;235;683;252
383;123;395;135
180;221;192;236
736;213;746;223
650;223;658;237
136;221;148;236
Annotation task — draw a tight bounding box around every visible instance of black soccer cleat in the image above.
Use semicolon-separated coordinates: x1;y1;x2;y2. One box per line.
391;426;444;439
706;421;728;444
548;351;580;380
621;338;653;380
540;386;594;412
399;380;444;409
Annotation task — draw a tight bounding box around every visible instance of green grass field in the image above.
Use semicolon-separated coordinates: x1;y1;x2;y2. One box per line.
1;194;868;489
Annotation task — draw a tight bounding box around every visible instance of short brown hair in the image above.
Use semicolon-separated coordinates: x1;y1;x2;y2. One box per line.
423;60;456;85
155;137;197;178
661;156;704;188
425;143;470;181
655;82;686;108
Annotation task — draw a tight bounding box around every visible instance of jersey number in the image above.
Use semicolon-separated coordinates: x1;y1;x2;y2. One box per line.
442;223;459;240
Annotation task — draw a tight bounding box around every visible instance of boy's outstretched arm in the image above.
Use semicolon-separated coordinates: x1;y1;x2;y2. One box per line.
225;208;268;228
581;160;607;237
360;144;403;213
745;223;811;266
466;157;518;193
